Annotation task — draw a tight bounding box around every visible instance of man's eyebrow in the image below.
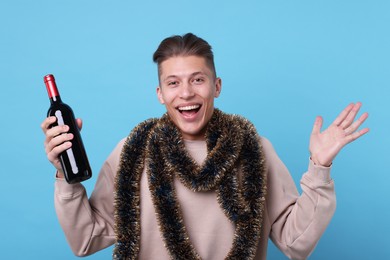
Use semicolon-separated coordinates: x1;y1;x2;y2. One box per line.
191;71;206;77
163;71;206;81
163;75;178;80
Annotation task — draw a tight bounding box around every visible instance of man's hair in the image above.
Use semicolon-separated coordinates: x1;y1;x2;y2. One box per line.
153;33;216;79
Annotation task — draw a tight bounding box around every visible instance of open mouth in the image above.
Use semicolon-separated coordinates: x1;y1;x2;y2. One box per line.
177;104;201;117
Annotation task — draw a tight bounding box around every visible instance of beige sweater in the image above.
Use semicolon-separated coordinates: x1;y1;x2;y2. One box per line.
54;137;336;260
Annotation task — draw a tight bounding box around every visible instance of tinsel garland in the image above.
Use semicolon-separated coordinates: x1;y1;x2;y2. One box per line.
113;109;267;260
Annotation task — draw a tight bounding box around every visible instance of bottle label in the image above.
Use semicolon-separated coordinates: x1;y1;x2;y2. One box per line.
55;110;79;174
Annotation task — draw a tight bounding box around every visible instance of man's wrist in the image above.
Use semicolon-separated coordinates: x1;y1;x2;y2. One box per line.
55;170;65;179
310;156;332;168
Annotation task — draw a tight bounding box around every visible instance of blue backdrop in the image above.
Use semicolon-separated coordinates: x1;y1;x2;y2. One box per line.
0;1;389;259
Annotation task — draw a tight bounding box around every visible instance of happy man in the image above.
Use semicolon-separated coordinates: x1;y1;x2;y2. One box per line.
41;33;369;259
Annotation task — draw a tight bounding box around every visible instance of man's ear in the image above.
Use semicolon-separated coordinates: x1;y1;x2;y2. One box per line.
156;86;165;104
214;77;222;98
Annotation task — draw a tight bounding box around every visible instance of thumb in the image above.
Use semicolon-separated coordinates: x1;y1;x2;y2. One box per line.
76;118;83;131
311;116;323;135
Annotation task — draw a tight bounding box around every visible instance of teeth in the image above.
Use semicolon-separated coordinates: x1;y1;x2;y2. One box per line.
178;105;200;111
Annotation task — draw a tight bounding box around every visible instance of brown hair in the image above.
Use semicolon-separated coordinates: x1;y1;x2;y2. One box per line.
153;33;216;79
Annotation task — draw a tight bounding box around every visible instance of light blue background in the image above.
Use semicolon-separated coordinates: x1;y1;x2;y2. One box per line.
1;1;389;259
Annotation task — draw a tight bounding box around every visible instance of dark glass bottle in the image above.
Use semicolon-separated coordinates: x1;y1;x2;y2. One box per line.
44;74;92;184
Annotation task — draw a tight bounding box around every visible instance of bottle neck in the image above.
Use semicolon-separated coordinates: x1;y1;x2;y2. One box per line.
50;95;62;104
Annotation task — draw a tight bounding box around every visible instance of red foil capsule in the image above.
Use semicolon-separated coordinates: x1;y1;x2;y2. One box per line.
44;74;59;98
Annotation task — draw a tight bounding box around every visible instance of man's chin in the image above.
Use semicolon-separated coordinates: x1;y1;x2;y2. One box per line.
178;125;206;141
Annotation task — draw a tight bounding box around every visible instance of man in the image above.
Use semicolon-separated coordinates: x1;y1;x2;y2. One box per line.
41;33;369;259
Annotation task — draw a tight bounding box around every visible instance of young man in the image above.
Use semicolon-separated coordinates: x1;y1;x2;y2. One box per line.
41;33;369;259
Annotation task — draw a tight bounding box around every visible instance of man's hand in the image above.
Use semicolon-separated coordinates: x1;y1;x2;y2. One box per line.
309;102;369;167
41;116;83;178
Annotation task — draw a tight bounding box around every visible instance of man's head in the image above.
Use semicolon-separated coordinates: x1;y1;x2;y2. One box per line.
154;33;222;141
153;33;216;81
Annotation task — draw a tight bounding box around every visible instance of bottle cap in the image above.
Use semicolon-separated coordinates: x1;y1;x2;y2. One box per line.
44;74;59;98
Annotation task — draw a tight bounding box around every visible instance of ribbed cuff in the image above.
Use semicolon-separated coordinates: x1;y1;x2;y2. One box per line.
55;174;84;197
306;158;332;183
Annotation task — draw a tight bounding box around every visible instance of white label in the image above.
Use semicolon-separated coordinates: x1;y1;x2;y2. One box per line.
55;110;79;174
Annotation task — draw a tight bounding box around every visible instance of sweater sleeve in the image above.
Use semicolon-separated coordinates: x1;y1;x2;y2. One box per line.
54;139;125;256
262;137;336;260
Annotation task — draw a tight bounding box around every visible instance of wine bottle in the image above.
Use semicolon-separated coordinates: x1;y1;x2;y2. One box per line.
44;74;92;184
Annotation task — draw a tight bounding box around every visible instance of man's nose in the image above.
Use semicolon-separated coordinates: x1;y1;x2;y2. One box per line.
180;82;195;99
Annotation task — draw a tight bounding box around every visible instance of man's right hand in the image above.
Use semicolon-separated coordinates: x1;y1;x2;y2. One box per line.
41;116;83;179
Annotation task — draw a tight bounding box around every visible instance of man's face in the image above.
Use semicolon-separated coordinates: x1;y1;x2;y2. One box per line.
157;55;222;140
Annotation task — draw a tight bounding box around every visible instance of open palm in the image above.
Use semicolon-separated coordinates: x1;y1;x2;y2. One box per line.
309;102;369;167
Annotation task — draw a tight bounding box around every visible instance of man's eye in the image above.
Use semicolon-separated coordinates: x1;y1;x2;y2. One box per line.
193;78;204;84
168;81;178;86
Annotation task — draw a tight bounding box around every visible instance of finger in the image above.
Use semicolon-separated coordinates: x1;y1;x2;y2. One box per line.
47;141;73;163
345;127;370;144
45;125;69;142
311;116;323;135
45;133;74;154
339;102;362;129
332;103;354;126
41;116;57;133
344;112;369;135
44;125;70;151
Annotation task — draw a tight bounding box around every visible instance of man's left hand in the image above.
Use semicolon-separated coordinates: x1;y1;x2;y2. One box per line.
309;102;369;167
